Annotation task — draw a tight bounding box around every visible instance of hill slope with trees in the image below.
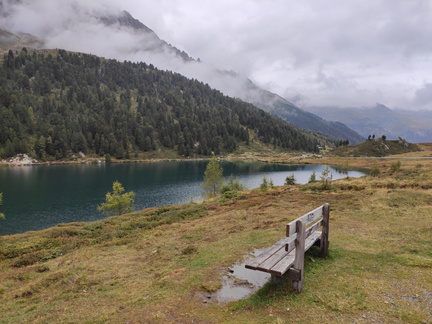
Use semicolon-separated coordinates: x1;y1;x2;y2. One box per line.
0;48;322;161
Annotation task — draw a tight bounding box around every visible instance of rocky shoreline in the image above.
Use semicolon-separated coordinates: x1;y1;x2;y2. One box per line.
1;154;39;166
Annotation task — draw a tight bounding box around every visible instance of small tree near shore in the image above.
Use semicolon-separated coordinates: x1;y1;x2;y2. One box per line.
320;167;333;190
308;171;317;183
201;156;223;199
285;174;296;185
98;181;135;216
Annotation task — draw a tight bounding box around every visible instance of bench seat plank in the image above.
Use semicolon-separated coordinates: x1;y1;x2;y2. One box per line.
245;235;296;270
269;231;322;275
245;231;322;276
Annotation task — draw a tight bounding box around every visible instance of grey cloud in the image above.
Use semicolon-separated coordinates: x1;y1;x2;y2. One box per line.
2;0;432;111
414;83;432;108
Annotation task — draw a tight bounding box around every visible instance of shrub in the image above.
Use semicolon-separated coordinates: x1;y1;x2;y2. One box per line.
285;174;296;185
369;167;381;177
221;190;240;200
390;160;401;174
221;176;245;193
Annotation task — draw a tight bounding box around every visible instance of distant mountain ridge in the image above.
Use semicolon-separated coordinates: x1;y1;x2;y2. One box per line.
0;28;44;51
306;104;432;143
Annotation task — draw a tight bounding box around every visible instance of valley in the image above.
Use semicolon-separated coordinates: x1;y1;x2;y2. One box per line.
0;2;431;323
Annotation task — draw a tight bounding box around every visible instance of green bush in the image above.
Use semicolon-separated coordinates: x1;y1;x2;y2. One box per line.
285;174;296;185
221;176;245;193
369;167;381;177
390;160;401;174
221;190;240;200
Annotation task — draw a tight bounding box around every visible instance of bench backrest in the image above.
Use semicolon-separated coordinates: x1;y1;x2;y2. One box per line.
286;204;327;237
285;203;329;260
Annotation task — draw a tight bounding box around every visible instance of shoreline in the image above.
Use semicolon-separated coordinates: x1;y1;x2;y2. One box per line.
0;155;210;167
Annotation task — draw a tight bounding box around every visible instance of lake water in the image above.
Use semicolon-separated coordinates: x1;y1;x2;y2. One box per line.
0;161;365;236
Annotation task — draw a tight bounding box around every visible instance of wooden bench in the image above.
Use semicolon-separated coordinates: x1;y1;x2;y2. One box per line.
245;203;329;292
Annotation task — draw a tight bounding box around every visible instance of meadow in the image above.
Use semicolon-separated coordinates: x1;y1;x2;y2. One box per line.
0;145;431;323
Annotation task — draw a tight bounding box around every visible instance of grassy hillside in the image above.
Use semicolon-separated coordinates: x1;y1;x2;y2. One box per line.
330;138;420;157
0;150;431;323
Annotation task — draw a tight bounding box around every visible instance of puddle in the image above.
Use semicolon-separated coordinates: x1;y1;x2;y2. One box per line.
212;249;270;304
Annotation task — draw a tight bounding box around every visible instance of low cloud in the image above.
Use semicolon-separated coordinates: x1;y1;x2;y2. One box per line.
414;83;432;109
2;0;431;111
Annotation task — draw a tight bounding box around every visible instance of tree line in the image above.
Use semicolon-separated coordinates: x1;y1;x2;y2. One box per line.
1;48;319;160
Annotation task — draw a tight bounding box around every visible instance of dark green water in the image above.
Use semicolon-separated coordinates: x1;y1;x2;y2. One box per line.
0;161;364;235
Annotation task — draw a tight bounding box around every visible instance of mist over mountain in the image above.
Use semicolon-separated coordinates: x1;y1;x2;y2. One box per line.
0;1;364;143
306;104;432;143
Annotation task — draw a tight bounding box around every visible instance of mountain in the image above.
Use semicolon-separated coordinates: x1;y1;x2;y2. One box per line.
306;104;432;143
103;11;364;144
0;7;362;144
241;82;365;144
0;28;44;51
98;10;194;62
0;48;321;161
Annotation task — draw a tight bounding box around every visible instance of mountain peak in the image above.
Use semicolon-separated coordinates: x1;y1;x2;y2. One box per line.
99;10;156;35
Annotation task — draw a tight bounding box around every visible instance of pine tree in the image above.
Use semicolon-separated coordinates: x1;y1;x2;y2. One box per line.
201;155;223;199
97;181;135;216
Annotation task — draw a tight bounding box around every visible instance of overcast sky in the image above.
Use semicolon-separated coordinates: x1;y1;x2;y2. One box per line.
2;0;432;111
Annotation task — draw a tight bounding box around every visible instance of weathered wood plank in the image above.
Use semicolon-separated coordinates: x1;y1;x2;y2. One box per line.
286;205;324;236
245;235;296;270
256;246;290;272
268;250;295;275
304;231;322;251
270;231;322;276
305;219;322;239
246;231;322;274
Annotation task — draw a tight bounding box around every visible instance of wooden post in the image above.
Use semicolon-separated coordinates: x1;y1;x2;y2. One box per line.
292;219;305;293
320;203;330;257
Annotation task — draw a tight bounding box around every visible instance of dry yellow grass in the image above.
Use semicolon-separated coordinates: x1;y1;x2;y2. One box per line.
1;148;431;323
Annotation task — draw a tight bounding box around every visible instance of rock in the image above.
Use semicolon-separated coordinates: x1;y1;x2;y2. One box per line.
7;154;37;165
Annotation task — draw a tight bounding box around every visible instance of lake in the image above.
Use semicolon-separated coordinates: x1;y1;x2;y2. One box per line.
0;161;365;236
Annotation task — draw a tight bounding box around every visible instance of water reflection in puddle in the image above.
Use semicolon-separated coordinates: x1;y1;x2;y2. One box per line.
213;249;270;304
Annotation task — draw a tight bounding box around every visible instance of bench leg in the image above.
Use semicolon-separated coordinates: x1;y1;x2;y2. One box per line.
292;220;306;293
319;203;330;257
